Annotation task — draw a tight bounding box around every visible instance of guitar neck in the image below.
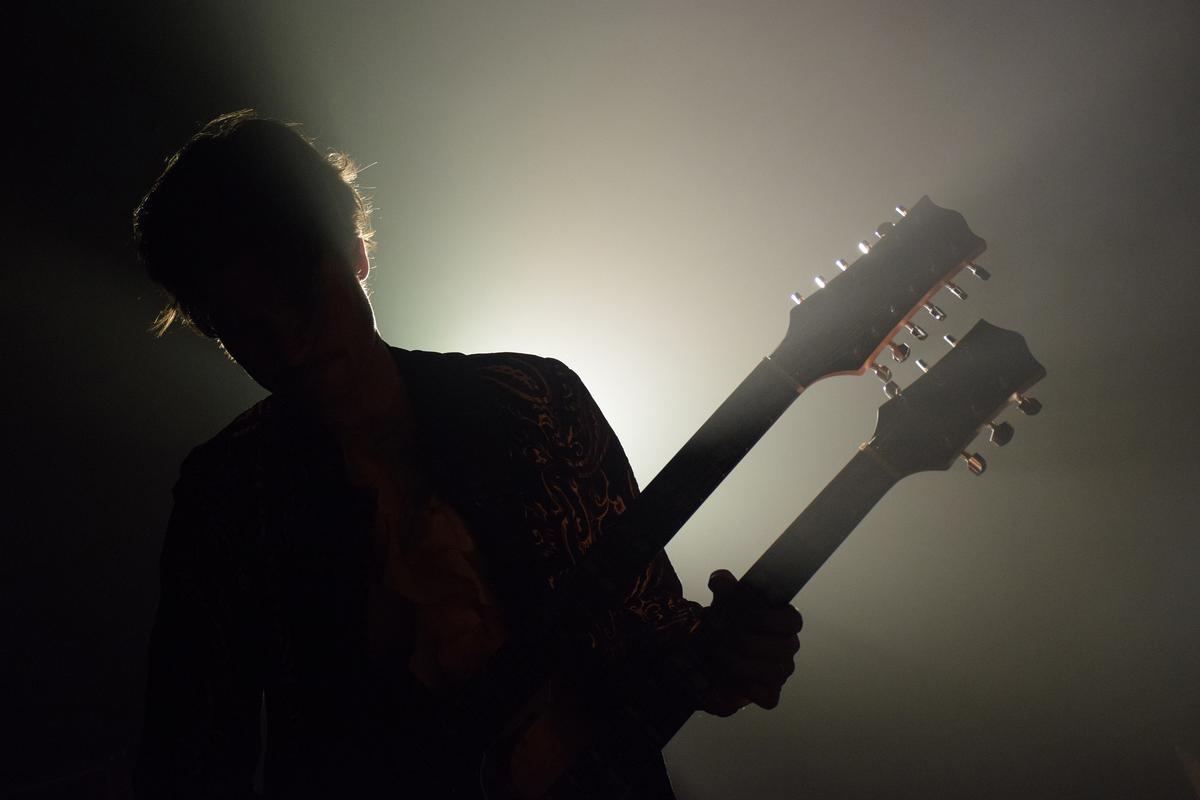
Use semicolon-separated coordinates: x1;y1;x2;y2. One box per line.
740;443;898;604
556;355;805;610
637;356;808;549
554;195;988;614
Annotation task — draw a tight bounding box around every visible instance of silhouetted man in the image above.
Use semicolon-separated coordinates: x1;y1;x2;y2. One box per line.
132;110;802;798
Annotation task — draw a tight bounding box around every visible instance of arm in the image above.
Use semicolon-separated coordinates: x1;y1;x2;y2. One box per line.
535;358;703;637
134;451;263;799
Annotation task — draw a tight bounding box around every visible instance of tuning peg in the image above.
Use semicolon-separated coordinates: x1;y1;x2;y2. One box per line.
966;262;991;281
943;334;958;348
874;222;895;238
987;421;1014;446
924;302;946;321
883;380;902;398
888;341;911;362
895;204;909;217
871;363;893;382
814;275;828;289
960;451;987;475
789;291;804;305
857;240;872;254
915;358;930;374
834;258;849;272
905;321;928;340
945;281;968;300
1013;394;1042;416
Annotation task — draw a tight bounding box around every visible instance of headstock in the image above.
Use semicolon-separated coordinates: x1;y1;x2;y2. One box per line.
868;319;1046;479
772;196;987;389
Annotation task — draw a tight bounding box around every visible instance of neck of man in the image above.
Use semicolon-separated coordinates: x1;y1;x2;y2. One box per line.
313;333;414;456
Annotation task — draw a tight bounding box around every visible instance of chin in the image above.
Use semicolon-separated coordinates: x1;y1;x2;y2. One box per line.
245;370;286;396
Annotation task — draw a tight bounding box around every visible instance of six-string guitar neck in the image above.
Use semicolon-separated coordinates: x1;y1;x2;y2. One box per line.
556;197;987;614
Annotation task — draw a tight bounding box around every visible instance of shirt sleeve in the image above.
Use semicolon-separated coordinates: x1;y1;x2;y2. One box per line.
541;357;710;789
541;358;705;650
134;450;263;799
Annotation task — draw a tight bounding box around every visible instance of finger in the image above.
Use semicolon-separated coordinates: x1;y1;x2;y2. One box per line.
734;630;801;660
714;649;794;688
733;604;804;635
701;689;752;718
744;681;783;710
707;569;738;598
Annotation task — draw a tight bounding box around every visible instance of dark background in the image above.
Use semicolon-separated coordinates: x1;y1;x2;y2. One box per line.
4;1;1199;797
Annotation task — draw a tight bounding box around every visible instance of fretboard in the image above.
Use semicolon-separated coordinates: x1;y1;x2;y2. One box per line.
554;355;805;613
741;443;898;604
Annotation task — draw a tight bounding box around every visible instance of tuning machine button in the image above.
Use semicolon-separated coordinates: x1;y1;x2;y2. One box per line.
883;380;901;399
945;281;968;300
987;421;1014;446
895;204;909;217
1014;394;1042;415
960;451;987;475
814;275;828;289
915;358;930;374
888;341;910;362
966;262;991;281
874;222;895;238
857;240;872;254
905;321;928;340
924;302;946;321
943;334;958;348
789;291;804;305
871;363;892;382
834;258;849;272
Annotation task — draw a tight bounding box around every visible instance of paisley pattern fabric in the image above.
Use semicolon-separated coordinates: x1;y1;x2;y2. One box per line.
134;348;703;798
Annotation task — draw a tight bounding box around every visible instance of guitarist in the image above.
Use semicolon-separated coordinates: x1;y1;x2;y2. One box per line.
132;110;803;798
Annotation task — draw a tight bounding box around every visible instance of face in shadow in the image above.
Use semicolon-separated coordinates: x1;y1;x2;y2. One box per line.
197;241;379;413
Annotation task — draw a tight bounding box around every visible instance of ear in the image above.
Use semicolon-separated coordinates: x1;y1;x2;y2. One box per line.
352;238;370;282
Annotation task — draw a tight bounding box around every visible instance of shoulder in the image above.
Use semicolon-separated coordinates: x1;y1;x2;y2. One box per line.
173;396;279;497
398;348;601;432
399;346;625;474
399;348;585;400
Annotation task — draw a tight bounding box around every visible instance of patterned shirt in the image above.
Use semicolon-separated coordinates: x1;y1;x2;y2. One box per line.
134;348;704;798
